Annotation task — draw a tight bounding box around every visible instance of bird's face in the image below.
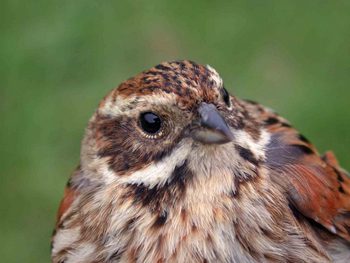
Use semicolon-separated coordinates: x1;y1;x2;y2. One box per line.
81;60;267;192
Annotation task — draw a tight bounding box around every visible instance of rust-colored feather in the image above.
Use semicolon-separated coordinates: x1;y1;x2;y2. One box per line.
252;101;350;241
56;185;77;226
54;168;81;228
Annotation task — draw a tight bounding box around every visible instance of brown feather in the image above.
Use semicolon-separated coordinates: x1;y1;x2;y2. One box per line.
251;100;350;242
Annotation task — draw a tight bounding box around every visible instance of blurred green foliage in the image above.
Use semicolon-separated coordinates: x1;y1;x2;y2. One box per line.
1;1;349;262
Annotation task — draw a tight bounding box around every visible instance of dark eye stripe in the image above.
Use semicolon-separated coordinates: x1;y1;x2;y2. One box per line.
96;114;184;175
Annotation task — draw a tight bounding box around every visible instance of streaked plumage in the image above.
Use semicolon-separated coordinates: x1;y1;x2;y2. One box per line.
51;60;350;262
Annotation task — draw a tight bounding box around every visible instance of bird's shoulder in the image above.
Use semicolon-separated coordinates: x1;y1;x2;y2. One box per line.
241;99;350;242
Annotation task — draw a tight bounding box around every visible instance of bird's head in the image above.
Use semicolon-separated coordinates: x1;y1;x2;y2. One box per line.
53;60;348;263
81;60;269;191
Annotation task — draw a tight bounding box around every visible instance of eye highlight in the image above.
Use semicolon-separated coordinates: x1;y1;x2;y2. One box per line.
139;112;162;135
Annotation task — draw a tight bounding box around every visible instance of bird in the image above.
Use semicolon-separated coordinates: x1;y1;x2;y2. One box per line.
51;60;350;263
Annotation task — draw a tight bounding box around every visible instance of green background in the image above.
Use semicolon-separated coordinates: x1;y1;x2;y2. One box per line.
1;1;349;262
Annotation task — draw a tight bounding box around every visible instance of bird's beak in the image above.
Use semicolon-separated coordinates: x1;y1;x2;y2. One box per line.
190;102;234;144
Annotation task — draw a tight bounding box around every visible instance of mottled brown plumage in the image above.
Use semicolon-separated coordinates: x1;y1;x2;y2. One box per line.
51;60;350;262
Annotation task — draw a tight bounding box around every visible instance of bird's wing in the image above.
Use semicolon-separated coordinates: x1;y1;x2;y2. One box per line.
243;100;350;242
54;167;81;229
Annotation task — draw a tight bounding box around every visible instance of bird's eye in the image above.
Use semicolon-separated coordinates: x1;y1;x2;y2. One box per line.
139;112;162;134
221;87;231;107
